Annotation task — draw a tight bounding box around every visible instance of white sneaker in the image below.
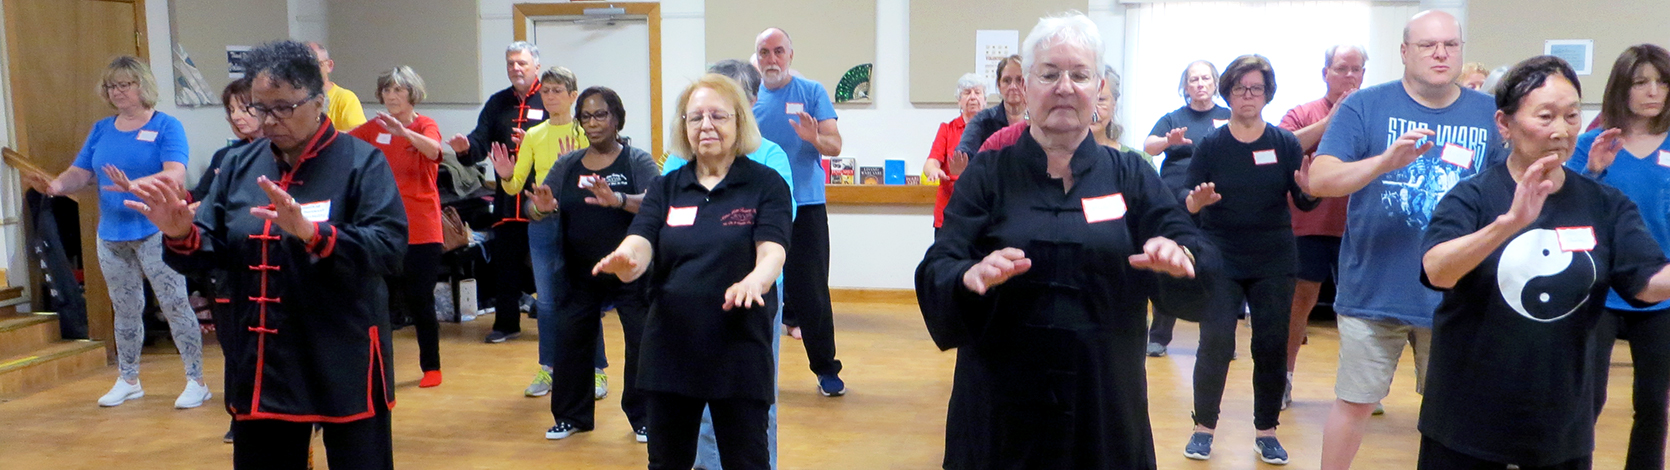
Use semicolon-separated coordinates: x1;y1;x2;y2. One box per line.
175;380;212;409
98;378;144;407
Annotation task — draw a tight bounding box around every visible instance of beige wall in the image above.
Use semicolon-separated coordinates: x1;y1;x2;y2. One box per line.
328;0;479;104
1468;0;1666;104
907;0;1081;104
170;0;289;98
704;0;876;102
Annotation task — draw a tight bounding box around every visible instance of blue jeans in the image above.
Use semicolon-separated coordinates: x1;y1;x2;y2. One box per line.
694;280;781;470
529;220;607;370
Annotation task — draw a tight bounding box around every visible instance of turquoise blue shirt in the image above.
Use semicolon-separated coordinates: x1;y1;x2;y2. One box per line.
1567;129;1670;312
73;112;189;241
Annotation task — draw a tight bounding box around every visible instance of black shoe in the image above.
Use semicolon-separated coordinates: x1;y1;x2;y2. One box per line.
223;425;234;443
485;330;521;343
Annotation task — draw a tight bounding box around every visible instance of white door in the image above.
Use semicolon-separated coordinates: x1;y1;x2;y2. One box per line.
533;18;654;153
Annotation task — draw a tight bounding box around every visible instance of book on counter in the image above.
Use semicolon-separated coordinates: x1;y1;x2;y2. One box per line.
905;175;920;185
829;157;856;184
859;166;884;185
821;158;832;183
884;159;906;185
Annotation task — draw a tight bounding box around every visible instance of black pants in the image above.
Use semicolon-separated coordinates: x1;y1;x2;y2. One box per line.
232;379;393;469
1193;275;1292;430
394;243;443;371
647;391;769;470
1149;309;1177;346
551;271;648;431
490;222;532;334
782;204;841;377
1592;308;1670;470
1417;435;1591;470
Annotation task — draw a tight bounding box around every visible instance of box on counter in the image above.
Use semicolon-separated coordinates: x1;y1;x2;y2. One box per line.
829;157;857;184
884;159;906;185
859;166;884;185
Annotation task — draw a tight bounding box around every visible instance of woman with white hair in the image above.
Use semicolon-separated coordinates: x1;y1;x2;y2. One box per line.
925;73;986;232
915;13;1215;469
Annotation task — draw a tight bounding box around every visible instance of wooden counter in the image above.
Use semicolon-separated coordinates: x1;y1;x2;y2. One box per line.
824;184;936;205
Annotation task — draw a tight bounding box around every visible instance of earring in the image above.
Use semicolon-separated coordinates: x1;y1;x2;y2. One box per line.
1091;111;1100;122
1023;110;1030;121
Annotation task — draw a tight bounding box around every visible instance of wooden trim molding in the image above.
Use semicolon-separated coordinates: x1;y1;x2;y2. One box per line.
830;287;916;304
825;185;935;206
513;2;663;159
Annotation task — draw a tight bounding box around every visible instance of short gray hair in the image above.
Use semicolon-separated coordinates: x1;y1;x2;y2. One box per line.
376;65;426;105
1324;44;1368;69
1020;12;1104;77
506;41;540;62
955;73;984;100
709;59;762;103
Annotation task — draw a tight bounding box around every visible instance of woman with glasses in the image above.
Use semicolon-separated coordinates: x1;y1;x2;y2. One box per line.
1140;58;1230;358
128;40;406;467
593;74;790;469
524;86;658;443
1181;54;1316;464
916;14;1211;469
25;55;207;410
347;65;446;388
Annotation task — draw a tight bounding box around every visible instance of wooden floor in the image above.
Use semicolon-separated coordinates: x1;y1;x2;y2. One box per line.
0;302;1655;469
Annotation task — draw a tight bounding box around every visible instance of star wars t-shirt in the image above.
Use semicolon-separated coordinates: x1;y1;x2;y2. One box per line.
1418;164;1667;466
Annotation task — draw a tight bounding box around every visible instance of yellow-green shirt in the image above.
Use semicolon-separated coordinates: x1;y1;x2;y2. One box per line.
503;120;588;194
325;85;367;131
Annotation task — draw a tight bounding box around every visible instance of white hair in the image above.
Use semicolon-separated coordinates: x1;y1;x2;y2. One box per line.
1324;44;1368;69
1020;12;1104;76
506;41;540;62
955;73;985;99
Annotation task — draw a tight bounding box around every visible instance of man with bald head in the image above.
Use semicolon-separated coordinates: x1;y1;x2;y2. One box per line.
1304;10;1504;469
752;27;848;398
304;42;366;131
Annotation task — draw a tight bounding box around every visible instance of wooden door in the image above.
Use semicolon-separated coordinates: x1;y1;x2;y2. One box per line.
5;0;149;359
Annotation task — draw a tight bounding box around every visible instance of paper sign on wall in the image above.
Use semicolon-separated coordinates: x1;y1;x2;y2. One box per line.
975;30;1020;94
227;46;251;79
1545;40;1594;76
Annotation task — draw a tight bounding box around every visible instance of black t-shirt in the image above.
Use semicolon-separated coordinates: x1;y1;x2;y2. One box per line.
1187;123;1315;279
628;157;793;401
1419;164;1668;466
560;152;639;270
1149;104;1231;197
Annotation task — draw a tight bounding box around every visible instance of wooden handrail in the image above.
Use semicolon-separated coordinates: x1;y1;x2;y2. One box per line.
2;146;51;180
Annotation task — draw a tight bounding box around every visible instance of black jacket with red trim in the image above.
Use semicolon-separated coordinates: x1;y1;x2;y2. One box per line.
461;83;547;222
164;120;408;422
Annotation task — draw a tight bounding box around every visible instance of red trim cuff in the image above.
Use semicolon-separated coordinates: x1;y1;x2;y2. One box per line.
164;226;202;254
304;222;339;258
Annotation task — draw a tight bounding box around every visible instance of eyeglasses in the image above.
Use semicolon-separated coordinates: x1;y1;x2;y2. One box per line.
578;110;612;123
104;81;138;92
246;92;320;120
1328;65;1365;75
682;111;732;127
1031;67;1097;88
1407;40;1463;55
1231;85;1267;97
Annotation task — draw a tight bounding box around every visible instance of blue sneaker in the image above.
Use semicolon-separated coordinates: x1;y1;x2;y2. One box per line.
817;374;846;397
1184;432;1213;460
1255;436;1289;465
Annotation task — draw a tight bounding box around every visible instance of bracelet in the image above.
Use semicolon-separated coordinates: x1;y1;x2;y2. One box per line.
614;192;625;209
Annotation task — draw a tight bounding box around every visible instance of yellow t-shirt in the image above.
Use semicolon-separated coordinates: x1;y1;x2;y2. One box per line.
325;85;367;131
503;120;589;194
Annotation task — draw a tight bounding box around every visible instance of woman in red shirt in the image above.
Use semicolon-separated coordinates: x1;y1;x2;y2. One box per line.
923;73;987;232
349;65;447;387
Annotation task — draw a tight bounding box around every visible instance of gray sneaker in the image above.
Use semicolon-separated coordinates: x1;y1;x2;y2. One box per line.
525;369;553;397
1146;342;1167;357
1281;371;1293;410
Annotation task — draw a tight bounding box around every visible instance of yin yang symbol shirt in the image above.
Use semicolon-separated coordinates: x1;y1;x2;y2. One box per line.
1418;163;1668;466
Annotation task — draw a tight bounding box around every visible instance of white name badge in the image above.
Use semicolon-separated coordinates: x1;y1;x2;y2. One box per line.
375;133;392;145
1556;226;1596;252
136;130;158;142
1440;143;1475;169
1658;150;1670;168
785;102;804;115
527;108;544;120
299;200;332;223
667;206;698;227
1253;149;1279;166
1082;193;1127;224
578;174;600;189
1212;119;1229;128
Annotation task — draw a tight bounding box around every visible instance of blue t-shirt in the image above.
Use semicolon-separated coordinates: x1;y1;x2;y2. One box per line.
1567;129;1670;312
72;112;189;241
754;76;837;206
1316;80;1504;327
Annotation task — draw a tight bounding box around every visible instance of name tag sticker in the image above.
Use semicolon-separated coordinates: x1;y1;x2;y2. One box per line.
1658;150;1670;168
1556;226;1596;252
578;174;600;189
375;133;392;145
300;200;331;223
1440;143;1475;169
1253;149;1279;166
667;206;698;227
1082;193;1127;224
1212;119;1229;128
785;102;804;115
136;130;158;142
527;108;544;120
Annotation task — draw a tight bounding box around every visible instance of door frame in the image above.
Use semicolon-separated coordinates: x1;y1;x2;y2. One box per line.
514;2;662;159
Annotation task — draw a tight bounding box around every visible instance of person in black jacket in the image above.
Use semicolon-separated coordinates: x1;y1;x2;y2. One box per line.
445;41;548;342
128;40;406;469
953;54;1027;157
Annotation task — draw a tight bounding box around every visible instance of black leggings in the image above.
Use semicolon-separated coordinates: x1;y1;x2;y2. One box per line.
1592;308;1670;470
550;272;648;431
1193;275;1292;430
232;379;393;469
647;391;769;470
782;204;841;377
397;242;443;371
490;222;533;334
1417;435;1591;470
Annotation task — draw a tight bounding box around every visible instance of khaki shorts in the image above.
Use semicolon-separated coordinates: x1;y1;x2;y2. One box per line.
1334;315;1432;404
